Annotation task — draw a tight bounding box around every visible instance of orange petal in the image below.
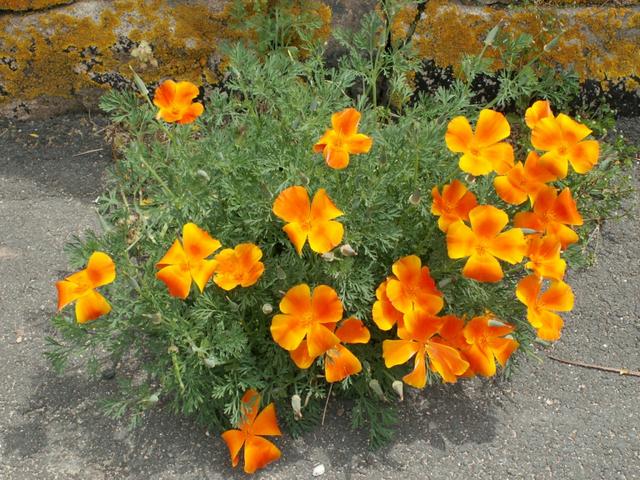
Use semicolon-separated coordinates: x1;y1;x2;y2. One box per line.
331;107;361;136
290;340;317;368
516;274;541;308
474;109;510;147
282;222;309;255
308;220;344;254
152;80;176;109
75;289;111;323
556;113;592;144
156;239;188;268
240;389;261;426
221;429;245;468
524;150;558;184
313;129;334;153
480;142;514;175
235;243;264;287
391;255;421;283
402;349;427;388
243;435;281;474
445;116;474;153
156;264;192;299
489;228;525;264
272;186;311;224
425;341;469;383
372;280;404;330
280;284;312;316
462;253;504;283
252;403;282;437
547;222;579;249
177;102;204;124
271;314;308;351
335;317;370;344
514;211;546;233
486;336;519;367
525;100;553;129
382;339;420;368
190;258;217;292
310;188;343;222
182;223;221;261
56;279;88;311
346;133;373;154
494;163;528;205
552;188;583;226
85;252;116;288
446;220;476;259
464;343;496;376
325;344;362;382
174;81;200;104
538;150;569;179
459;152;493;176
469;205;508;239
306;323;340;357
540;280;574;312
311;285;343;324
325;147;350;169
533;310;564;341
403;310;441;342
531;116;562;152
569;140;599;174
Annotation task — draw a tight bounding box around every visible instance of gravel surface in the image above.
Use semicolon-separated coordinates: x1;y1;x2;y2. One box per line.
0;114;638;480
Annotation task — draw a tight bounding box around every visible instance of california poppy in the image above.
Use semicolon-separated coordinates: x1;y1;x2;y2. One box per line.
221;389;282;474
447;205;526;282
524;234;566;281
213;243;264;291
372;278;405;331
445;109;514;176
156;223;220;298
313;107;373;169
524;100;553;129
272;186;344;255
56;251;116;323
516;274;574;341
531;113;599;178
385;255;443;316
493;151;557;205
431;179;478;232
462;314;518;376
153;80;204;124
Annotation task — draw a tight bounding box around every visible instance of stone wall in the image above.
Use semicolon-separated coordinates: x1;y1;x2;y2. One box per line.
0;0;638;118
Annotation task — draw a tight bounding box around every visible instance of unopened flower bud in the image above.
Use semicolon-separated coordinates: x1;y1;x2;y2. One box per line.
488;318;507;328
262;303;273;315
392;380;404;401
291;394;303;420
369;379;386;401
321;252;336;262
196;169;210;181
408;190;421;205
339;244;357;257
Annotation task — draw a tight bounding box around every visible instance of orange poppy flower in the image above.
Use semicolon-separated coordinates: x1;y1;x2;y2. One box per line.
56;251;116;323
385;255;443;316
153;80;204;124
445;109;514;176
313;107;373;169
433;314;474;378
213;243;265;291
516;274;574;341
290;317;370;383
462;314;519;377
531;113;599;178
371;278;405;331
383;311;469;388
524;234;566;281
272;186;344;255
493;151;557;205
524;100;553;129
156;223;221;299
270;284;343;357
447;205;526;283
431;179;478;232
513;186;583;249
221;389;282;474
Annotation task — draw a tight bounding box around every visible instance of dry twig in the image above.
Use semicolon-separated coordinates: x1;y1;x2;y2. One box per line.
548;354;640;377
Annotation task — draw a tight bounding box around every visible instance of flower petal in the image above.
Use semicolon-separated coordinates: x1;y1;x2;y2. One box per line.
486;336;519;367
531;116;562;152
272;186;311;224
425;341;469;383
75;289;111;323
474;109;510;147
221;429;245;468
311;285;343;324
462;253;504;283
282;222;309;255
489;228;525;264
459;152;493;176
243;435;281;474
182;223;221;261
271;314;308;351
346;133;373;154
174;81;200;104
311;188;343;222
445;116;473;153
538;150;569;179
552;188;583;226
252;403;282;437
446;221;476;259
152;80;176;109
325;344;362;382
190;258;217;292
464;342;496;376
56;279;87;311
525;100;553;129
306;323;340;357
382;339;420;368
290;340;317;368
568;140;599;174
308;220;343;254
335;317;370;344
534;310;564;341
479;142;514;174
156;264;192;299
325;147;350;169
372;280;404;330
540;280;574;312
85;252;116;288
469;205;508;239
331;107;361;136
402;349;427;388
156;239;188;268
494;169;528;205
516;274;541;308
280;284;312;316
557;113;592;143
177;102;204;124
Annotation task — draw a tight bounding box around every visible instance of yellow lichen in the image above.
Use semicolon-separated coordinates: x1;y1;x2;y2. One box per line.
0;0;74;11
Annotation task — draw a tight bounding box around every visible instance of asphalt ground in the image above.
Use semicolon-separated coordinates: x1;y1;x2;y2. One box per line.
0;114;638;479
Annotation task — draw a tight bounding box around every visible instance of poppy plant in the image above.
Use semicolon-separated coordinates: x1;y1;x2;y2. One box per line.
153;80;204;124
156;223;221;299
290;317;370;383
385;255;444;317
213;243;265;291
221;389;282;474
493;151;557;206
270;284;343;357
524;234;566;281
272;186;344;255
445;109;514;176
313;107;373;169
447;205;526;282
524;100;553;129
372;278;405;331
431;179;478;232
514;186;583;249
462;314;519;377
516;274;574;341
56;251;116;323
383;311;470;388
531;113;599;178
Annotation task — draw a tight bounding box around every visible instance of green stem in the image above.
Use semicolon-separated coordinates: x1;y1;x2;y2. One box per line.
138;154;179;203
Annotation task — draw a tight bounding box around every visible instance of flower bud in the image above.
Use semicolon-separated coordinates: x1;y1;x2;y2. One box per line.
369;379;386;401
339;244;357;257
291;394;303;420
392;380;404;401
488;318;507;328
321;252;336;262
196;169;210;181
408;190;421;205
168;345;179;354
262;303;273;315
